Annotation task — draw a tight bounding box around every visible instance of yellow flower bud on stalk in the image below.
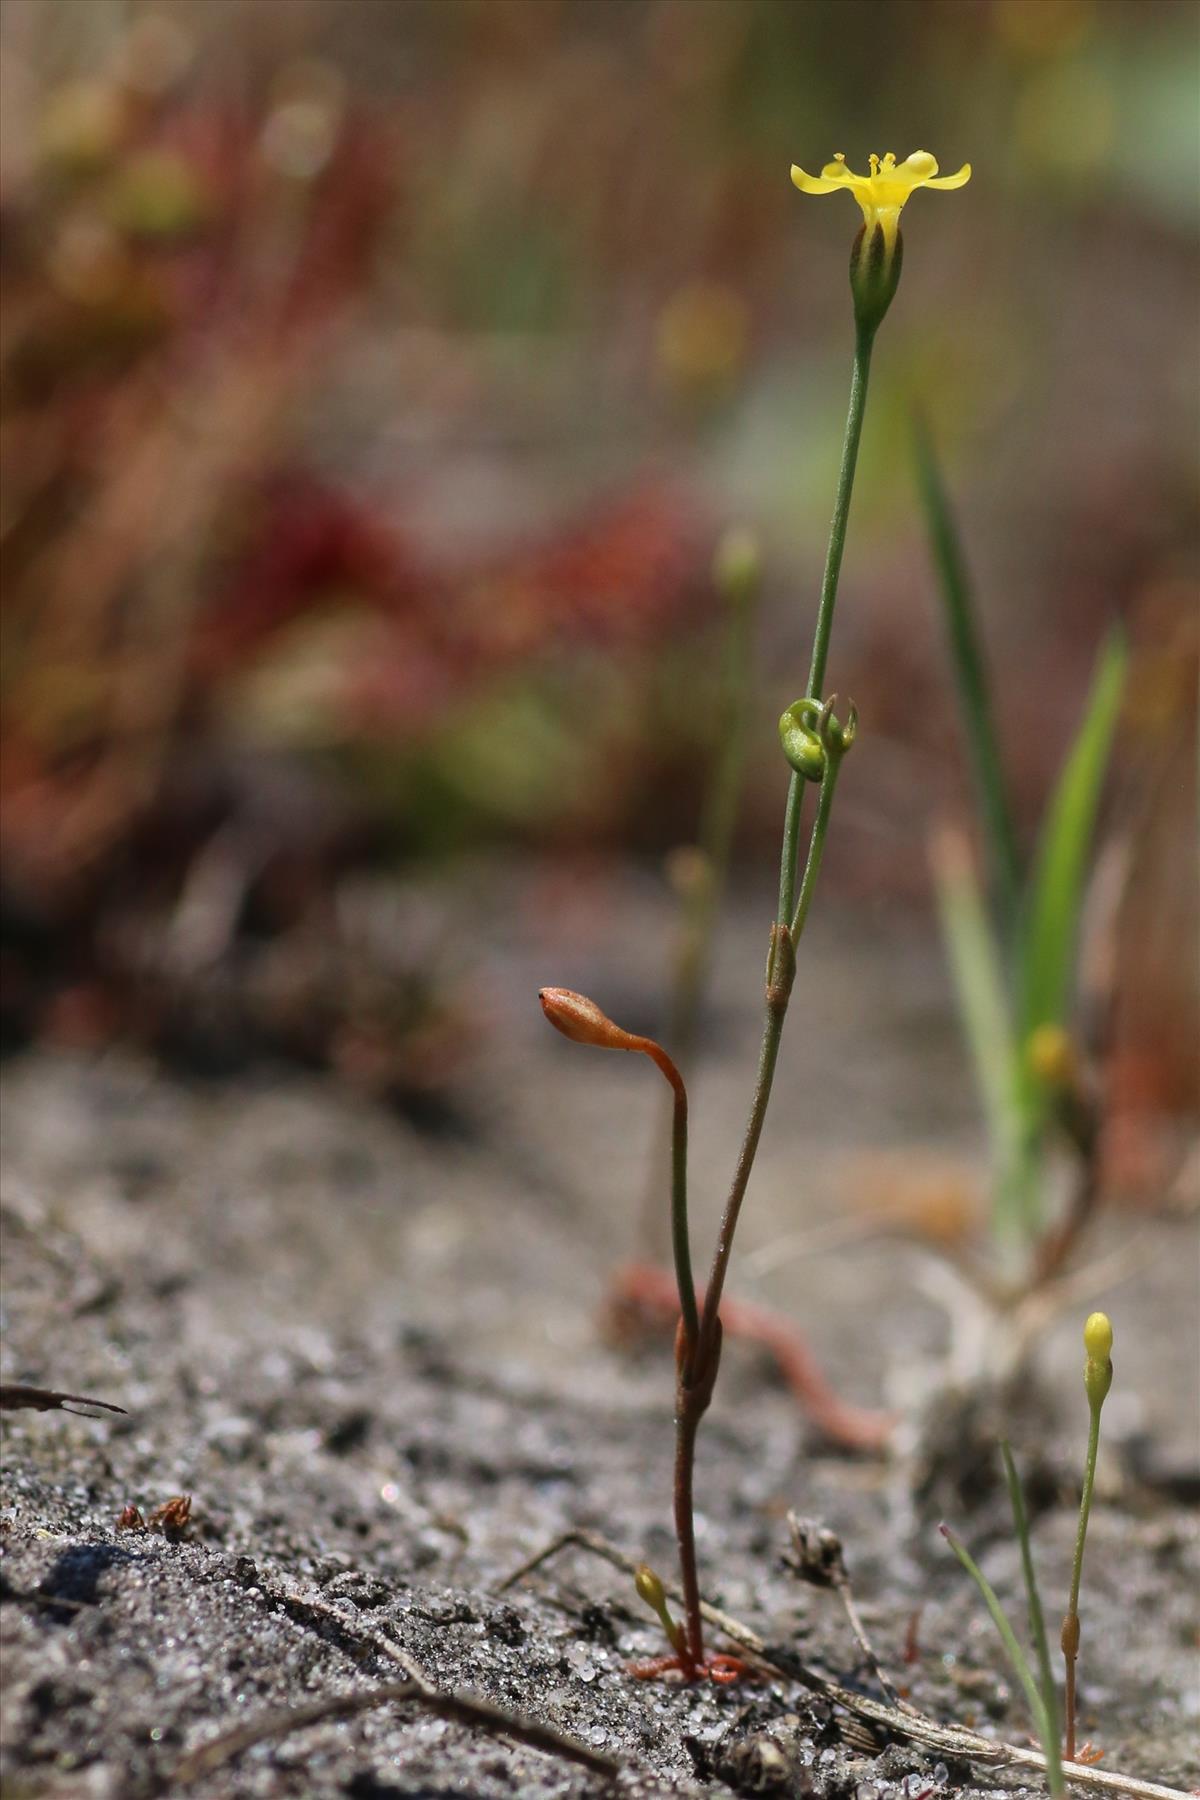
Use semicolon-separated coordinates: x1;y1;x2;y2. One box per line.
1062;1311;1114;1762
634;1563;686;1658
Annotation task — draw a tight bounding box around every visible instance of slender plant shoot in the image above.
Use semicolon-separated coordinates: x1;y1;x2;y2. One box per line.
1001;1440;1063;1793
940;1521;1063;1798
541;148;971;1680
1063;1311;1114;1760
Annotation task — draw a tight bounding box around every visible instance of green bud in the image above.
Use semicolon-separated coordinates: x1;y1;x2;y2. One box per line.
850;221;903;336
779;695;857;780
779;700;826;780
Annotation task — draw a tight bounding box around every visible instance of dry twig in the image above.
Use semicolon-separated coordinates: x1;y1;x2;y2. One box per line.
161;1680;619;1790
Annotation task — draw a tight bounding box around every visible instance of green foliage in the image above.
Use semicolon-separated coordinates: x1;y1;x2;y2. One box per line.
930;831;1028;1240
940;1521;1059;1790
1001;1442;1062;1793
1018;630;1128;1043
916;425;1127;1250
913;417;1021;931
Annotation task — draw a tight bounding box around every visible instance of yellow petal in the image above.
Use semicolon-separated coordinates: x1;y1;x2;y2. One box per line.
925;162;971;189
901;151;940;180
791;164;843;194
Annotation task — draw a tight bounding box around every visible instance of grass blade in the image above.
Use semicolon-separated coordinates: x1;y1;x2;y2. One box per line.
940;1524;1061;1793
913;414;1021;933
1019;628;1127;1044
930;826;1028;1235
1001;1441;1063;1792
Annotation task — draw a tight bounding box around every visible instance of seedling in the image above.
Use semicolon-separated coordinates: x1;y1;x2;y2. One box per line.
540;151;971;1679
942;1312;1116;1783
1062;1311;1114;1760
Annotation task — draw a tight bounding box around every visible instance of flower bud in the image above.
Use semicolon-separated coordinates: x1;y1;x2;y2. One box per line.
634;1562;686;1655
779;699;827;781
634;1562;666;1611
850;220;903;336
779;695;857;780
538;988;638;1051
1083;1312;1112;1363
1027;1023;1078;1092
1084;1310;1113;1411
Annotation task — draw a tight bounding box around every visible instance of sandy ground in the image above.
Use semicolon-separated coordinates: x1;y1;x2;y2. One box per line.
2;875;1197;1798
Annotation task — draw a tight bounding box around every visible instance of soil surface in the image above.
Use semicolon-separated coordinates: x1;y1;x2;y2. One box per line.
2;876;1197;1799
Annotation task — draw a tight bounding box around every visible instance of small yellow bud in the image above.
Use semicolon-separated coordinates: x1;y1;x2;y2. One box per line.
1083;1312;1112;1363
1083;1310;1113;1411
538;988;639;1052
634;1562;686;1655
634;1563;666;1611
1027;1023;1078;1091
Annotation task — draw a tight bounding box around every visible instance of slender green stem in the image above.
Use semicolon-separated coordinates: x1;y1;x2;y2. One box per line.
1062;1398;1103;1759
700;328;874;1364
1068;1403;1102;1622
791;754;843;939
776;773;807;930
640;1044;698;1361
808;330;874;705
941;1526;1061;1795
699;744;844;1352
777;326;873;927
1001;1442;1063;1794
697;999;787;1352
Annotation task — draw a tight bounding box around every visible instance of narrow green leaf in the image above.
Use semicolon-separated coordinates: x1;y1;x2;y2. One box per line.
930;827;1026;1233
913;414;1021;934
940;1524;1062;1794
1019;629;1128;1041
1001;1442;1063;1793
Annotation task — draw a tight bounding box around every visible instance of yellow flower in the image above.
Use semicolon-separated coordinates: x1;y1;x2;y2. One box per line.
790;150;971;259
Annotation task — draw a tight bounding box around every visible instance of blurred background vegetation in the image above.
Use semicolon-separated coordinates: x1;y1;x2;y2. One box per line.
1;0;1195;1142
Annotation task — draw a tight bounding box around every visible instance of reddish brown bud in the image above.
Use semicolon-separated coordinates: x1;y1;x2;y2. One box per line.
538;988;641;1052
